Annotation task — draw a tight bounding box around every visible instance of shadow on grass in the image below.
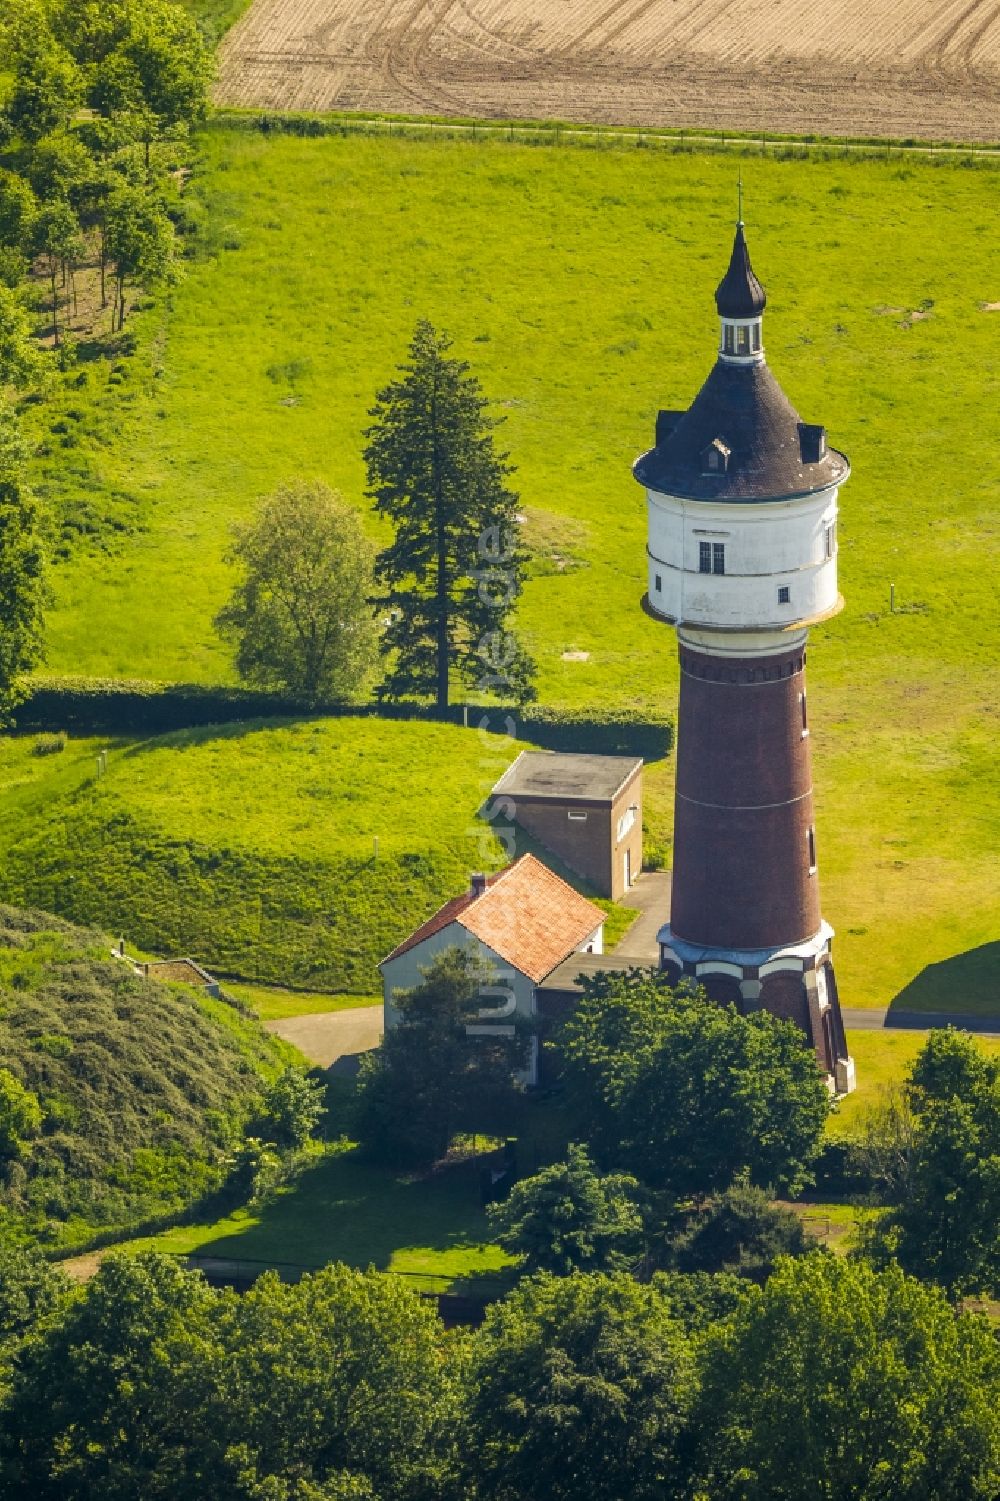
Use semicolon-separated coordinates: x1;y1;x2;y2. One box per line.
194;1145;502;1279
191;1086;579;1285
887;941;1000;1019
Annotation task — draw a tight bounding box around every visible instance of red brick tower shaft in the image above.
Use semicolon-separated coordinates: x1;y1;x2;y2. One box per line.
671;636;818;952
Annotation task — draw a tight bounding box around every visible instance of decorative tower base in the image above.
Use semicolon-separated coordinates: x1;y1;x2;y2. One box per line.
660;924;854;1093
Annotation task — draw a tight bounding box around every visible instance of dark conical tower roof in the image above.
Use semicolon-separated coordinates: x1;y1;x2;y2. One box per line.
632;223;849;503
715;222;767;318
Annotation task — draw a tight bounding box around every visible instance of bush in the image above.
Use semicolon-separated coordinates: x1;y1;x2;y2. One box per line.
31;732;65;756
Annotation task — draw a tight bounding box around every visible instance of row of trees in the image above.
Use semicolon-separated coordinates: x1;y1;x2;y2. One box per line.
0;0;213;723
1;0;210;341
215;322;537;710
0;1245;996;1500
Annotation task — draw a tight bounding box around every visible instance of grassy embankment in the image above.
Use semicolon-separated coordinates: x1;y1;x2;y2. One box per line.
0;721;639;993
18;129;998;1017
0;906;292;1252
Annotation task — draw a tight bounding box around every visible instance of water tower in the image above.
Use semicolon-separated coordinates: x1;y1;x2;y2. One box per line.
634;218;855;1093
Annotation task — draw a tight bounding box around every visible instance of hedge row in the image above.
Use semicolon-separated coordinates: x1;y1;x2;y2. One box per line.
14;677;673;760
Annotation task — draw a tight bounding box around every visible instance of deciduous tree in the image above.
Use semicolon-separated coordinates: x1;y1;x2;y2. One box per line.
104;182;173;329
214;481;379;705
560;971;829;1199
31;196;81;344
464;1272;696;1501
356;946;527;1166
4;1;83;144
0;1068;43;1160
668;1179;809;1280
0;412;45;723
364;320;535;710
891;1030;1000;1295
696;1255;1000;1501
256;1066;326;1150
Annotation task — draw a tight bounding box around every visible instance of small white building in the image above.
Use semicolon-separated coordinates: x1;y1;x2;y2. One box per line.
380;853;605;1085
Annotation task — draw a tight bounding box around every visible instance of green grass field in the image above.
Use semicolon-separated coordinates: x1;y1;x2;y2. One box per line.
0;718;642;991
20;129;1000;1015
0;717;528;990
128;1141;517;1292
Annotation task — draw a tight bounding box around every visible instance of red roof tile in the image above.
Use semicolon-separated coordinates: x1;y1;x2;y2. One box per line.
382;855;605;984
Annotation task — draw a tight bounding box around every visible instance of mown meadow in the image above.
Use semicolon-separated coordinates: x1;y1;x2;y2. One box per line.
13;127;1000;1014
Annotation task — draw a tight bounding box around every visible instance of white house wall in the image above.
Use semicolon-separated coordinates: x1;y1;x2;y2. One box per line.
381;924;537;1030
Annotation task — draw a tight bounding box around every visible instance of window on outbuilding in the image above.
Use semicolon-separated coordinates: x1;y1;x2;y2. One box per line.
778;585;790;604
654;574;662;593
712;543;726;576
699;541;712;574
825;521;837;559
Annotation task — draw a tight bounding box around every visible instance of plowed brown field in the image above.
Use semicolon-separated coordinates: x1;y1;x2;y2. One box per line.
216;0;1000;143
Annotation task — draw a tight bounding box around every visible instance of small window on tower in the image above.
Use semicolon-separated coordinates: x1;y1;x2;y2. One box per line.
825;521;837;559
778;586;790;604
699;541;712;574
723;325;736;354
800;691;809;736
752;324;761;351
654;574;662;593
736;325;750;355
712;543;726;576
807;827;817;872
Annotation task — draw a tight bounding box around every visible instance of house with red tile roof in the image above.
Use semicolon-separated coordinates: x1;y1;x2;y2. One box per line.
379;854;605;1085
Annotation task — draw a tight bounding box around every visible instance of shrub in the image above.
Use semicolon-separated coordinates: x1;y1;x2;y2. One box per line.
31;732;65;756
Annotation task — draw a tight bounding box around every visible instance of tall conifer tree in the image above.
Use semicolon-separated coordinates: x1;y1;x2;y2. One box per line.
364;320;535;710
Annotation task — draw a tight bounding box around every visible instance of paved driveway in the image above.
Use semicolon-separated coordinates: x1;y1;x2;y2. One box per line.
614;871;671;961
265;1005;383;1069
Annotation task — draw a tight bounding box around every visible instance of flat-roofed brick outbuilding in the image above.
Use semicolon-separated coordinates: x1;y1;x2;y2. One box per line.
490;751;643;900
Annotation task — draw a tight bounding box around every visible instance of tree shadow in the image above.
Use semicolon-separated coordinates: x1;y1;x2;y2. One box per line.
193;1145;502;1280
887;941;1000;1020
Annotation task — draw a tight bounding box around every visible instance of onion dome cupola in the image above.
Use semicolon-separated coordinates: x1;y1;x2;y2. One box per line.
715;220;767;359
635;219;850;635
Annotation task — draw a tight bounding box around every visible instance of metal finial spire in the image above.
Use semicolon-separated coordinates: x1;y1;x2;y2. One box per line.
737;172;744;226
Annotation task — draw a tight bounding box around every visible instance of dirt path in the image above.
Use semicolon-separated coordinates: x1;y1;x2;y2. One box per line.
216;0;1000;143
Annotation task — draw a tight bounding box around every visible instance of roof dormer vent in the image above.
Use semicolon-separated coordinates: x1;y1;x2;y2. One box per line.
799;423;827;464
656;409;683;447
701;437;731;475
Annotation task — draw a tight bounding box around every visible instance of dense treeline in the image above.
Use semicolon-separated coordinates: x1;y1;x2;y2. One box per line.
0;1247;996;1500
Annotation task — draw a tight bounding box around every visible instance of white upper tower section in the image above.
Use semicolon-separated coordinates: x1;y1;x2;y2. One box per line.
634;222;849;637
